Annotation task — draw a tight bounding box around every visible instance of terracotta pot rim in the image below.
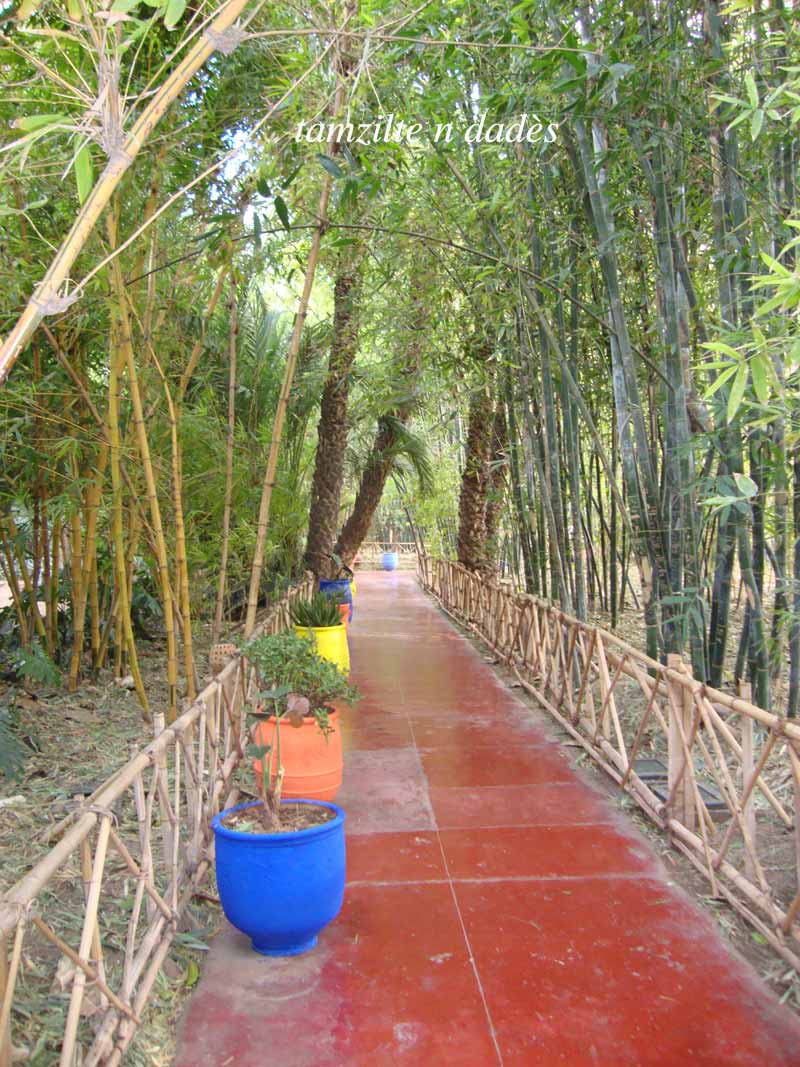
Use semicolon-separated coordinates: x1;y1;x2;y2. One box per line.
257;708;340;727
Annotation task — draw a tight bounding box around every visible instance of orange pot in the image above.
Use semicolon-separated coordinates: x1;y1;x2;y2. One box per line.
337;603;350;628
252;709;342;803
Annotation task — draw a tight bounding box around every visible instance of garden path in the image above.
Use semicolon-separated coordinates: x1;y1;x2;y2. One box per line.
173;572;800;1066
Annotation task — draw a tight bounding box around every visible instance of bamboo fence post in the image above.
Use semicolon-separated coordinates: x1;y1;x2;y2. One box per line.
417;557;800;955
791;742;800;892
60;817;112;1067
667;653;696;833
80;834;108;1009
0;933;10;1067
0;923;24;1067
738;681;757;881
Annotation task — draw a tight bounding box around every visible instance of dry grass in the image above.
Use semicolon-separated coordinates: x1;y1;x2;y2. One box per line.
0;623;223;1065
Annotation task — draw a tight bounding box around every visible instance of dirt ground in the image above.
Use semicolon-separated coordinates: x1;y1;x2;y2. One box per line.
0;623;225;1066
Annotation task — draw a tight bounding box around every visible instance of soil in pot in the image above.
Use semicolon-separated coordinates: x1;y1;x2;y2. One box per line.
221;802;336;834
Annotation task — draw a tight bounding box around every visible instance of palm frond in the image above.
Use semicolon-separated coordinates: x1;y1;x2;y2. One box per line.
380;415;434;496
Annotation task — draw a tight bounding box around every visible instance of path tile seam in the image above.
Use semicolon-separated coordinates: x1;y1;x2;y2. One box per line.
405;710;506;1067
345;872;671;888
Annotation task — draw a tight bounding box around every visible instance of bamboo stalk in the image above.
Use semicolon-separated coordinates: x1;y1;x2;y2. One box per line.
177;265;230;403
244;16;351;635
68;440;109;690
138;324;197;704
213;276;237;643
108;316;149;715
0;534;28;647
0;0;253;381
108;219;178;720
3;517;47;643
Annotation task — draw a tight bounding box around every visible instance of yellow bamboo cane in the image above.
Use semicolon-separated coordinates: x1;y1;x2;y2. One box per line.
107;221;178;721
0;0;252;383
212;275;237;643
68;442;108;691
108;324;149;717
243;13;354;635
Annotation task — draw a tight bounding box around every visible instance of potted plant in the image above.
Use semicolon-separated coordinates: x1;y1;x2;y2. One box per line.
211;635;358;957
290;593;350;675
318;552;354;622
247;631;359;802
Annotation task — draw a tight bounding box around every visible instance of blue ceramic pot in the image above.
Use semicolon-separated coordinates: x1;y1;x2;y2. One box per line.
319;578;353;622
212;800;346;957
382;551;398;571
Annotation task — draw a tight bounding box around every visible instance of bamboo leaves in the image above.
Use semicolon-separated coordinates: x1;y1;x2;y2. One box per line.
163;0;188;30
74;144;93;204
701;343;779;420
727;362;748;424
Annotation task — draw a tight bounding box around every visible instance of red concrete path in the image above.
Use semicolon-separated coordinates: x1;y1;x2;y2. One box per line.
174;572;800;1066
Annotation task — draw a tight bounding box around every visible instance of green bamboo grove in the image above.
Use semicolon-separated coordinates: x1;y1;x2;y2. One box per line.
1;0;799;731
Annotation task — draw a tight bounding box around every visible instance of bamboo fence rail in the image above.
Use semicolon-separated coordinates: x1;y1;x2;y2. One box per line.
0;575;313;1066
418;555;800;969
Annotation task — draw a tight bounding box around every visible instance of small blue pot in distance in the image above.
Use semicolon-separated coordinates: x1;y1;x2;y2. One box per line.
319;578;353;622
212;800;346;957
382;551;398;571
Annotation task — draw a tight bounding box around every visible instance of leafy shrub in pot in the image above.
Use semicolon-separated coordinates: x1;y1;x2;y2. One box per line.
211;632;359;956
247;629;359;801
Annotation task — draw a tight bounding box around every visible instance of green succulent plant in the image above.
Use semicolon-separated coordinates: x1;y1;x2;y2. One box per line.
289;593;343;629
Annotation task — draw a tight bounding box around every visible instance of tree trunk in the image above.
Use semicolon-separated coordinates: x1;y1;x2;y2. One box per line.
333;277;425;565
304;260;362;578
334;418;399;565
788;447;800;717
457;374;494;573
483;403;509;573
504;364;536;593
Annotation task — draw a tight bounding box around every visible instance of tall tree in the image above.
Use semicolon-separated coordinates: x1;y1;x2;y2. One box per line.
304;253;363;578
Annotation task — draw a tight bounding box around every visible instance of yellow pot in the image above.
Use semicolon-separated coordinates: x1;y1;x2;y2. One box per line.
293;623;350;677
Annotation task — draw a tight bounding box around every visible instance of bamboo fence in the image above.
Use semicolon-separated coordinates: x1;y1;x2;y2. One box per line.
418;554;800;969
357;542;417;568
0;575;313;1066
